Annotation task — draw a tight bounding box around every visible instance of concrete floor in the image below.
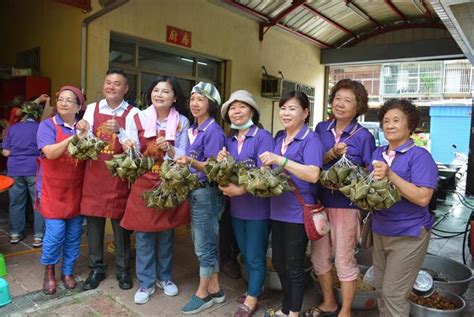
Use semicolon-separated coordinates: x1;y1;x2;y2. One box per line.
0;191;473;316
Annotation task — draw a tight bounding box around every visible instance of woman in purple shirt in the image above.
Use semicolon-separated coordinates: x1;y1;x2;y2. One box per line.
217;90;273;316
2;102;44;247
371;99;437;317
310;79;375;317
177;82;226;315
260;91;323;317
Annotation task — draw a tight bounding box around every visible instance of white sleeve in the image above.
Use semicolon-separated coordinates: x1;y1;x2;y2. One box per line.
120;108;141;150
82;102;96;135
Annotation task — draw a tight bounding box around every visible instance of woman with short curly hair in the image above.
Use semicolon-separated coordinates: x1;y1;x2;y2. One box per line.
371;98;437;316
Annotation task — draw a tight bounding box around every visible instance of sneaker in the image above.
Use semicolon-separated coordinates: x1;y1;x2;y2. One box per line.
210;289;226;304
32;237;43;248
182;295;213;315
9;234;23;244
134;286;156;304
156;280;178;296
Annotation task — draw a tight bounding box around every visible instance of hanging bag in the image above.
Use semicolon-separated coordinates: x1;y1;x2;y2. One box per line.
292;183;330;241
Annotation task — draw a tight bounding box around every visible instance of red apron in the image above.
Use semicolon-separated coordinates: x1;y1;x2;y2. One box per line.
39;117;85;219
80;102;133;219
120;113;190;232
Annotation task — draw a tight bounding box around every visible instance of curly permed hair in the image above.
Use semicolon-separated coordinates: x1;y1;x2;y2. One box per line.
378;99;420;133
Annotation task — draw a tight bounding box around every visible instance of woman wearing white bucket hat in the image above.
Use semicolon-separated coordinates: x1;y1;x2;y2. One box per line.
218;90;273;316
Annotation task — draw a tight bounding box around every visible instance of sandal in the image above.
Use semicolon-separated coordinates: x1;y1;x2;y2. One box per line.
234;303;258;317
304;306;339;317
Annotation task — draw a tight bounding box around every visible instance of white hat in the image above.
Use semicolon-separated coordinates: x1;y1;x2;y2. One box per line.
221;90;260;121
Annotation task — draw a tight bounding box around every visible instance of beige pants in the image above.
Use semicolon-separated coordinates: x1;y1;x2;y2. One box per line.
373;228;430;317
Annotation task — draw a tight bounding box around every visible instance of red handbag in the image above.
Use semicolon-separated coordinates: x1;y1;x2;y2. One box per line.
292;184;330;241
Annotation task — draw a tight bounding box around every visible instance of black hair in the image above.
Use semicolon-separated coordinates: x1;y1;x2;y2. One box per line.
106;68;128;83
207;99;219;120
279;90;311;123
144;76;187;117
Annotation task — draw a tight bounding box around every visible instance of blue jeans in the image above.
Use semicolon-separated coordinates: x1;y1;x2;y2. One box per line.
9;176;44;238
232;217;270;297
190;186;225;278
135;229;175;288
40;216;83;275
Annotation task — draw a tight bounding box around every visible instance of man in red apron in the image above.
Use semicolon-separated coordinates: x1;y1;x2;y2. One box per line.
77;69;139;291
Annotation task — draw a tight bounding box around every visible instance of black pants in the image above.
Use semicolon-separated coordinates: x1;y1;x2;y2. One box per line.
86;216;131;276
219;199;239;263
271;220;308;314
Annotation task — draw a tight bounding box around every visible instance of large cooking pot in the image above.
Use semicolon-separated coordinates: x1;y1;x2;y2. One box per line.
421;254;473;295
409;289;466;317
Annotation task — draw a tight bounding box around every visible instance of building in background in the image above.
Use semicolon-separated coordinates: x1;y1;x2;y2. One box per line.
329;59;474;163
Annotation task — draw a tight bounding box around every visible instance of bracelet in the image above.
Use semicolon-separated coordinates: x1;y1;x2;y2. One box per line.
189;157;195;166
282;157;289;169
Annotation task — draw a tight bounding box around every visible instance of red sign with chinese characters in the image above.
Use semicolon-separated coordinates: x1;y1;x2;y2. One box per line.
166;25;192;48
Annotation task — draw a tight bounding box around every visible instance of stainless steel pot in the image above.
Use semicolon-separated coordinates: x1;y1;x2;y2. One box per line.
421;254;473;295
409;289;466;317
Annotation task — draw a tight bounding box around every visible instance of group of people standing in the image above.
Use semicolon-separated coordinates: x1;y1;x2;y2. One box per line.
5;68;437;317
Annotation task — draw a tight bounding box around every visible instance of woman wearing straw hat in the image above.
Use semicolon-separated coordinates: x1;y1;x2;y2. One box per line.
176;82;226;315
36;85;86;294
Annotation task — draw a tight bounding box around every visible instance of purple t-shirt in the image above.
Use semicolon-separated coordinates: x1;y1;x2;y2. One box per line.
370;139;438;237
315;119;375;208
3;119;40;177
36;115;77;192
225;125;273;220
270;126;324;224
186;117;225;182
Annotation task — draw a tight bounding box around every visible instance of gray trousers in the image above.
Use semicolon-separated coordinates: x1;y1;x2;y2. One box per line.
86;216;131;276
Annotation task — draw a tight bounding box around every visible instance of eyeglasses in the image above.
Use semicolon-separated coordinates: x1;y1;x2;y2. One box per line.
56;98;77;105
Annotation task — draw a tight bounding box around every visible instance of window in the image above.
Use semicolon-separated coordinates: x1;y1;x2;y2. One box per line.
109;34;225;109
381;61;442;97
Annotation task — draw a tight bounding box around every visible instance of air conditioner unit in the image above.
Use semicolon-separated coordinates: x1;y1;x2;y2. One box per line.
261;76;316;100
261;76;283;98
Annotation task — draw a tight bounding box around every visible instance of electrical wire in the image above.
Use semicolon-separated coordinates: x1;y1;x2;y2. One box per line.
431;230;466;239
462;219;470;265
449;190;474;208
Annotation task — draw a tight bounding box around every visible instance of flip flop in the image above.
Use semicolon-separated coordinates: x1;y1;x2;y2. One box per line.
304;306;339;317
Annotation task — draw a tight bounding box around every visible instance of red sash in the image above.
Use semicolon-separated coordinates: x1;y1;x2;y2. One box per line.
39;118;85;219
120;113;190;232
80;102;133;219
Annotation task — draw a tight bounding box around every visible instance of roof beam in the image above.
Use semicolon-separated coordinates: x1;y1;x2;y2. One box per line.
340;23;446;47
260;0;305;39
222;0;332;48
421;0;434;20
303;4;355;36
345;0;383;28
384;0;408;22
321;38;464;65
264;0;305;27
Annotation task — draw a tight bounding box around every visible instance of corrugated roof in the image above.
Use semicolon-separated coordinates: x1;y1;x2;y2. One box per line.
221;0;444;48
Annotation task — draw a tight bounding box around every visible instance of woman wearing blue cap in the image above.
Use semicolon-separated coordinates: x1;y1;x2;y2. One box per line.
177;82;226;315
